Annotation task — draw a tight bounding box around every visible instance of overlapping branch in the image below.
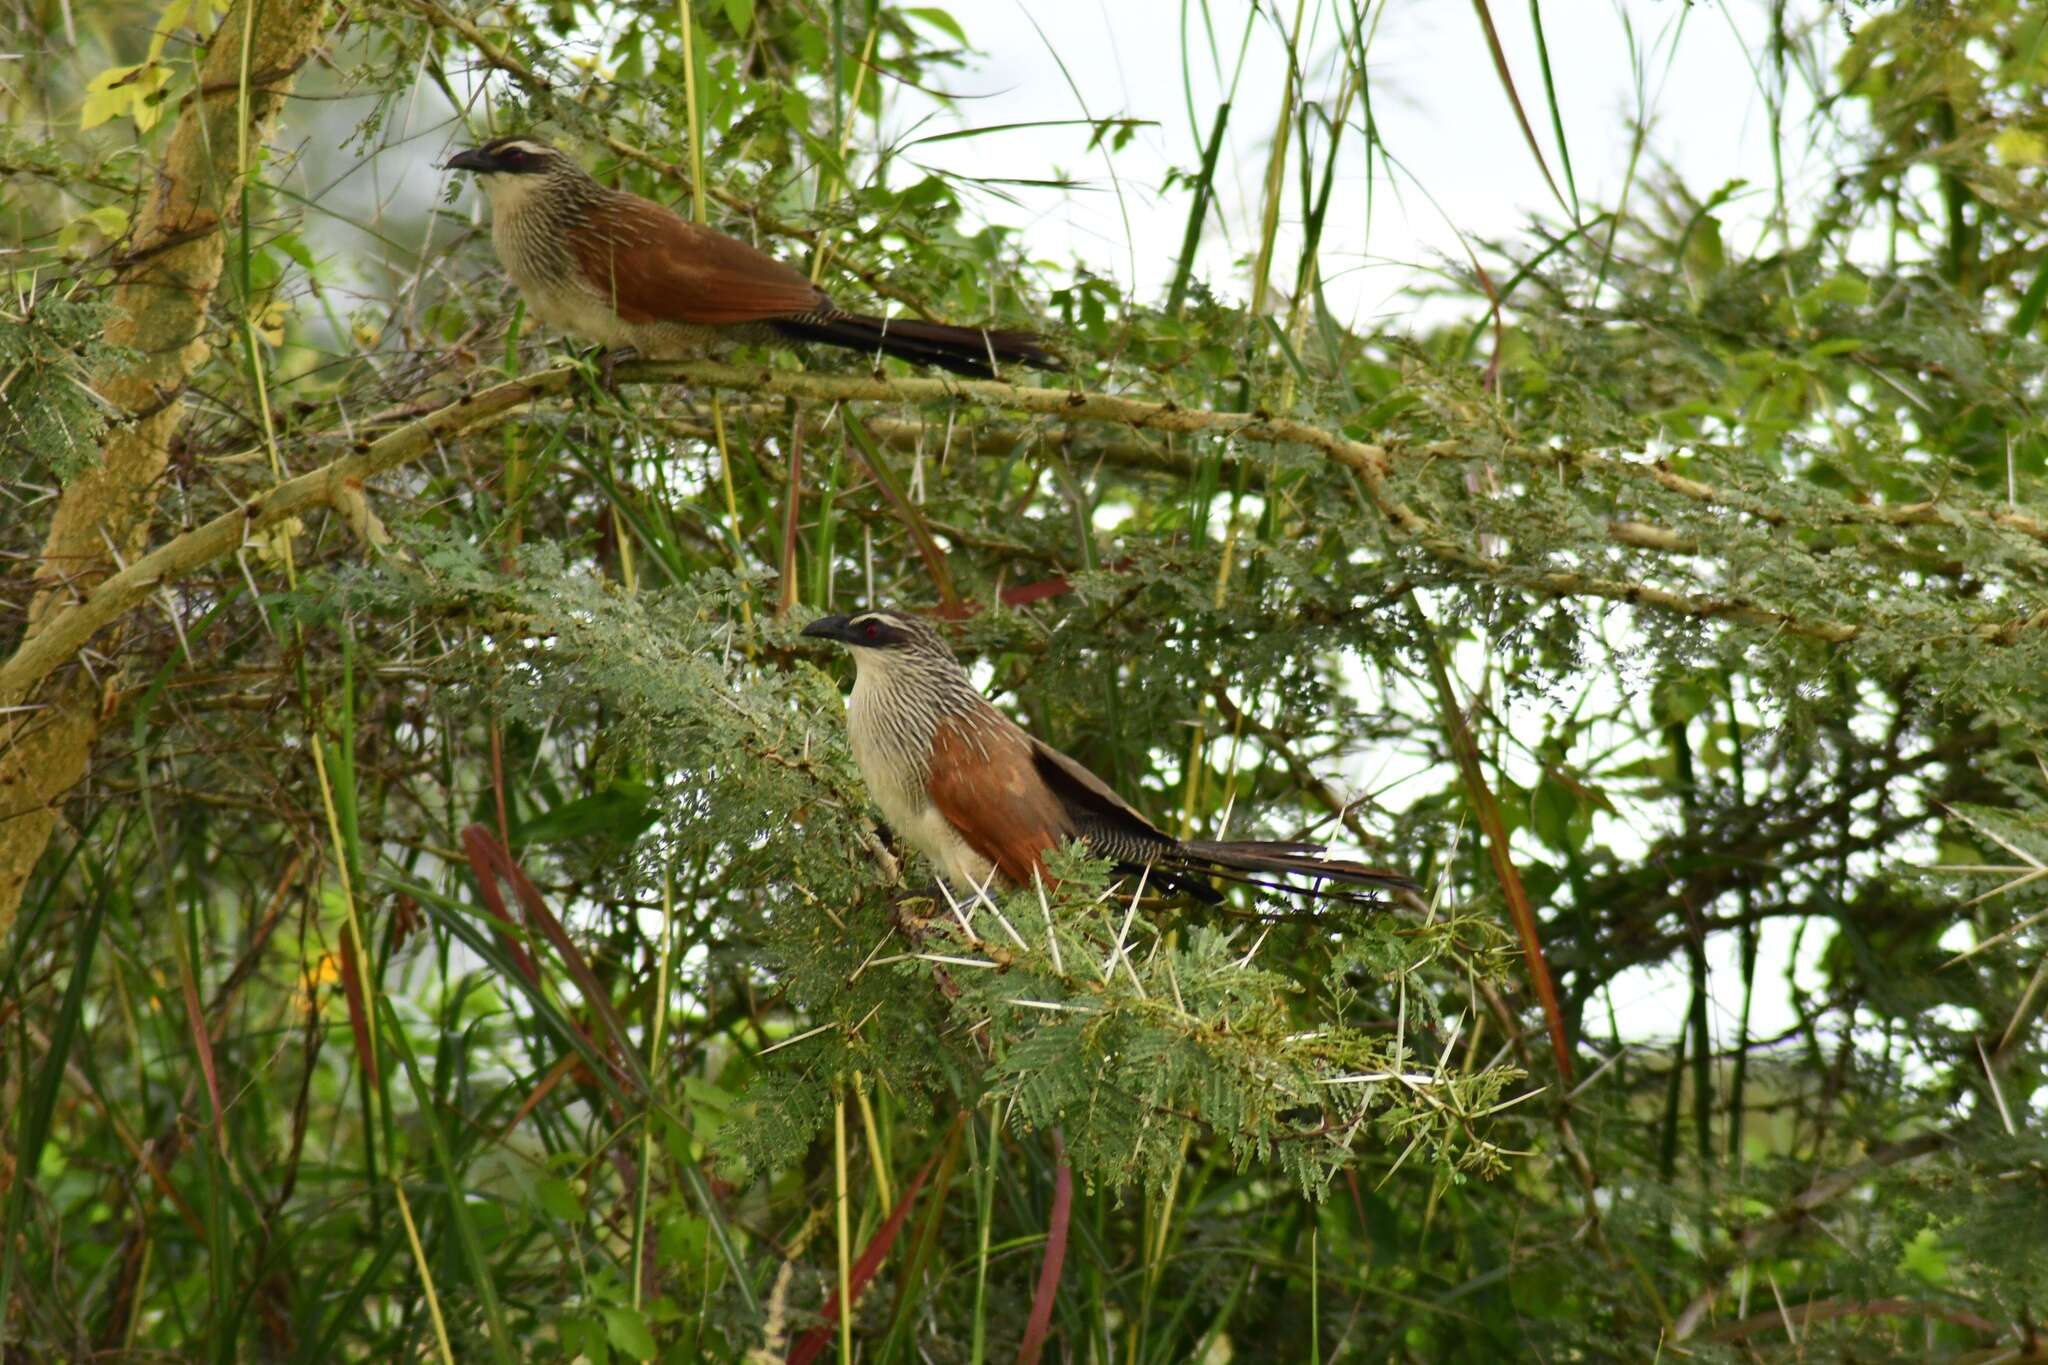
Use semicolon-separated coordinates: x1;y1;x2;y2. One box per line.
12;357;2048;717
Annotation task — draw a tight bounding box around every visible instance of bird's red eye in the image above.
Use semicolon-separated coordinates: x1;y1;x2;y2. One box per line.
862;620;880;641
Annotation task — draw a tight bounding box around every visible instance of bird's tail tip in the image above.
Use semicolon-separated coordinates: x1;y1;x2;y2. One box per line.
1177;839;1419;894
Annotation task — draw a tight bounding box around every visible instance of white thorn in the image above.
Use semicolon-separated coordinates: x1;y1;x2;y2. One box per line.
936;877;978;943
1103;865;1150;980
1032;871;1064;976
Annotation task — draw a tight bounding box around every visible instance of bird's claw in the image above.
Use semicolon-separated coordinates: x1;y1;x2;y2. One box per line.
599;345;639;394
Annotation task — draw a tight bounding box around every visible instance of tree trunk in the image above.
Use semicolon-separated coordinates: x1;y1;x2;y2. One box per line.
0;0;331;935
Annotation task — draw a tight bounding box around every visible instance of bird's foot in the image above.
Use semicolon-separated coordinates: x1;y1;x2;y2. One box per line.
598;345;640;394
572;345;639;400
888;891;942;946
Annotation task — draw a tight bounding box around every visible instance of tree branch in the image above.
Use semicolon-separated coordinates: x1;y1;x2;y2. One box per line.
0;0;332;933
1670;1130;1951;1340
12;358;2048;730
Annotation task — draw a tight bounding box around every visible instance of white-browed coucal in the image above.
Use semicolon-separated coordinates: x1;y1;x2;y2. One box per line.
445;136;1060;379
803;609;1417;902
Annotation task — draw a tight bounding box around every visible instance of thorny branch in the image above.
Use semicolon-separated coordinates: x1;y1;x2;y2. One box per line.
11;357;2048;715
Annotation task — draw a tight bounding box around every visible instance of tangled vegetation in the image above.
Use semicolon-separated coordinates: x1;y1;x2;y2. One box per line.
3;0;2046;1360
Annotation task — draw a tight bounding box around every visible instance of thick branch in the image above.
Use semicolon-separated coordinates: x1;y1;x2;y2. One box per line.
12;358;2048;721
1;371;557;709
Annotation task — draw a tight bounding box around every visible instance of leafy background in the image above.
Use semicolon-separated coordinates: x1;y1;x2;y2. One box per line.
4;0;2048;1360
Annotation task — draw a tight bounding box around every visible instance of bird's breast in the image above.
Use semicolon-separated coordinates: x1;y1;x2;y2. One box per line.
488;207;666;351
846;682;928;831
846;677;997;891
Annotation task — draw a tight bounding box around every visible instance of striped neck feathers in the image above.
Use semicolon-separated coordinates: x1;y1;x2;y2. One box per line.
847;641;1000;761
848;642;986;714
480;160;610;229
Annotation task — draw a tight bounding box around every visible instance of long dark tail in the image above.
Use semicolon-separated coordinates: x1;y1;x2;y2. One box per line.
772;312;1062;378
1171;840;1419;899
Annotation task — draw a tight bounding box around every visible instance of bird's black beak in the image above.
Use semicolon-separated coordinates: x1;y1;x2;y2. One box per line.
800;614;856;645
443;146;499;174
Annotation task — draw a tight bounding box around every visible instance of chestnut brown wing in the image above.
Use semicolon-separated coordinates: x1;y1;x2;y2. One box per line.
571;194;834;326
925;712;1075;886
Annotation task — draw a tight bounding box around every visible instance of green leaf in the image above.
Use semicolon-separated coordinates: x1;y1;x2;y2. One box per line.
602;1305;658;1361
1993;127;2047;166
58;205;127;251
513;782;656;846
1651;676;1715;727
1799;274;1871;311
1900;1226;1953;1285
566;1315;609;1365
2011;256;2048;340
81;62;172;132
722;0;752;35
536;1175;584;1223
1681;214;1725;305
905;6;967;45
1531;778;1580;852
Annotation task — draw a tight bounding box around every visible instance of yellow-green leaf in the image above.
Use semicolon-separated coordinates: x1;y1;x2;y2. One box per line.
600;1306;656;1361
1993;126;2047;166
57;204;129;251
1682;214;1726;307
254;300;290;348
147;0;194;61
81;62;172;132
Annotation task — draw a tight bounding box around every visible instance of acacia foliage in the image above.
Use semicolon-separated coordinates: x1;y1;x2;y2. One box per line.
3;1;2048;1361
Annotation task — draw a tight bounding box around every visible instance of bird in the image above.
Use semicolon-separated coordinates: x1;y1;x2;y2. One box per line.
444;135;1061;379
802;608;1418;904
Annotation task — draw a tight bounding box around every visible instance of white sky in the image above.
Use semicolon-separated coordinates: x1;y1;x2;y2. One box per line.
889;0;1848;320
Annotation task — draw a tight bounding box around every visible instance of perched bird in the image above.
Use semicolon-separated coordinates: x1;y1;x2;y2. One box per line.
803;609;1417;903
445;136;1060;378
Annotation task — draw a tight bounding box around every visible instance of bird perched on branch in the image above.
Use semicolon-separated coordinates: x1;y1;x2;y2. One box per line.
445;136;1061;379
803;609;1417;903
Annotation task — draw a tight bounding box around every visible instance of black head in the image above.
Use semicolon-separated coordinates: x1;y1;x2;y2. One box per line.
444;135;560;176
800;609;945;654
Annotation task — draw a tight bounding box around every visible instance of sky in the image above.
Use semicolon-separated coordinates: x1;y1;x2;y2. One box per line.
886;0;1852;323
322;1;1857;326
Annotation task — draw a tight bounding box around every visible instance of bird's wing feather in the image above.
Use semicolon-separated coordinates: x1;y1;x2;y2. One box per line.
926;714;1073;885
571;196;833;325
1029;740;1174;849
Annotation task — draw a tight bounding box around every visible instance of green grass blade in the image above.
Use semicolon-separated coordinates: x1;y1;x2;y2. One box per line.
1525;0;1580;221
1468;0;1571;217
0;868;108;1331
382;997;519;1365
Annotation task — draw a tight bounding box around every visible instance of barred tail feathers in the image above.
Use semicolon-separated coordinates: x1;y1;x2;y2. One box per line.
1173;840;1419;895
772;313;1062;377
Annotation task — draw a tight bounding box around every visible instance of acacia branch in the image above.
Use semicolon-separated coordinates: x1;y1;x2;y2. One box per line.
12;358;2048;718
1;370;560;709
1670;1131;1951;1340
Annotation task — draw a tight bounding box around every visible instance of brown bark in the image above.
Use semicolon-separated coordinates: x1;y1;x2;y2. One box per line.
0;0;330;934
